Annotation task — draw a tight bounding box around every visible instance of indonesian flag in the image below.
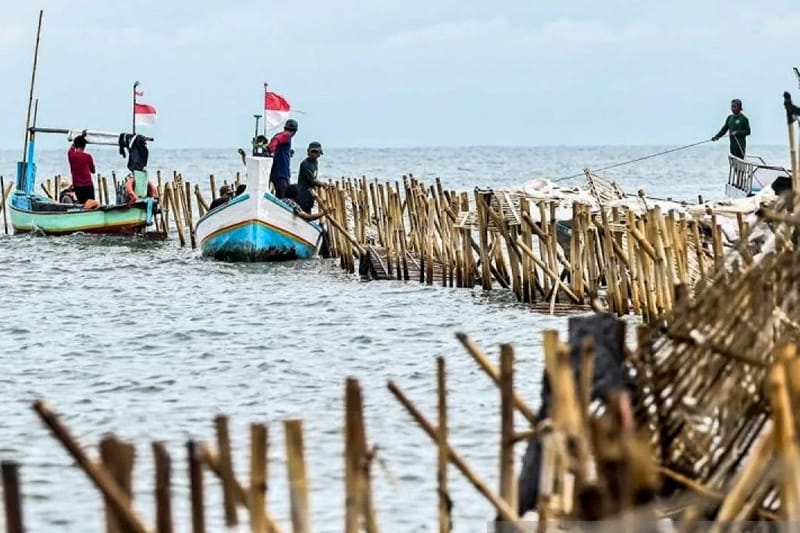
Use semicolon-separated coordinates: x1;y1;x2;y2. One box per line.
264;90;291;129
134;102;157;126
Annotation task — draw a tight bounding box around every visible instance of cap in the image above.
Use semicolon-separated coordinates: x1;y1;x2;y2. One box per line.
308;141;323;155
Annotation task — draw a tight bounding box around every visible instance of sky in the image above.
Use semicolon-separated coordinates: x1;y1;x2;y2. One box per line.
1;1;799;149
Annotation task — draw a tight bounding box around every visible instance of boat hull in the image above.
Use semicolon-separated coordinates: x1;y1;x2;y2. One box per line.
195;156;323;262
9;201;152;236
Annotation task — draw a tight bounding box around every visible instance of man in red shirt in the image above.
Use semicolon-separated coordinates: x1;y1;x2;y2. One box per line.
67;135;96;203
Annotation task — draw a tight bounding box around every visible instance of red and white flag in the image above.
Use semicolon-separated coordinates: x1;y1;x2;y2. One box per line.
264;90;291;129
134;102;157;126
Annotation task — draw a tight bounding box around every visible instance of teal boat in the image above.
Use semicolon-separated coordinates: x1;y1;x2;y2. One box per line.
9;127;160;236
8;11;160;237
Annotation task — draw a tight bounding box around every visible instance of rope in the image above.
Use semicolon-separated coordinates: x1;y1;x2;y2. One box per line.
552;138;715;182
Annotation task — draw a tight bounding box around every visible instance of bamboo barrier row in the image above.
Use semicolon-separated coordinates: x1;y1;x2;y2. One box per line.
2;379;376;533
314;174;730;322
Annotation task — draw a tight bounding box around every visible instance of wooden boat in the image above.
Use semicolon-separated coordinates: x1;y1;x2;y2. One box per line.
725;154;792;198
7;12;160;237
194;154;324;261
9;128;160;236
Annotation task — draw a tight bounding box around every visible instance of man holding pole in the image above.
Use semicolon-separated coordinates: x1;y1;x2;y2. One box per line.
712;99;751;159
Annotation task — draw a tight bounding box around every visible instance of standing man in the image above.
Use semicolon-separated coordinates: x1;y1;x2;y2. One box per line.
267;119;298;198
68;134;96;203
296;141;328;213
712;99;751;159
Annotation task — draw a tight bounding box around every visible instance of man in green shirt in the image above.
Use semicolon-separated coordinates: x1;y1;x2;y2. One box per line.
296;141;328;212
712;98;751;159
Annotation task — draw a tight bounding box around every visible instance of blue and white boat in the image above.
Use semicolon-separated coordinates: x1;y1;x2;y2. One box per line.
194;154;324;261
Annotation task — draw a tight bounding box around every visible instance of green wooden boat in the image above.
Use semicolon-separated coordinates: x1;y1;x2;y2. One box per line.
10;128;160;237
7;13;160;237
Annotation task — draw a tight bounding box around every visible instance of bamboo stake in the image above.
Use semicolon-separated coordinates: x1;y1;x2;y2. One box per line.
437;357;451;533
167;184;185;247
183;181;196;249
284;420;310;533
1;461;25;533
152;442;173;533
386;381;521;525
31;401;149;533
187;440;206;533
99;436;136;533
1;176;9;234
249;424;268;533
102;176;109;207
215;415;238;526
499;344;517;511
345;379;364;533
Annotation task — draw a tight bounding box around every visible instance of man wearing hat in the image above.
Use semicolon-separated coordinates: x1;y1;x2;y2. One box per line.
208;185;233;210
267;119;298;198
296;141;328;213
712;98;751;159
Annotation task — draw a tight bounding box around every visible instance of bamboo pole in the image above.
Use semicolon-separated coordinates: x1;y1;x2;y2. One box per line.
102;176;110;206
99;436;136;533
499;344;517;511
1;176;9;234
183;181;196;249
167;184;186;247
249;424;268;533
188;440;206;533
215;415;238;526
1;461;25;533
345;379;364;533
31;401;149;533
152;442;173;533
284;420;310;533
386;381;520;525
437;357;451;533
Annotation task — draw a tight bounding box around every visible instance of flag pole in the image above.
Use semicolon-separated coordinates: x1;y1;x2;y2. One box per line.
132;80;139;135
263;81;269;136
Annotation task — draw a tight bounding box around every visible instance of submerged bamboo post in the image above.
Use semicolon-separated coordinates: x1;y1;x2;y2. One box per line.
152;442;174;533
249;424;268;533
31;401;149;533
284;420;310;533
215;415;238;526
437;357;451;533
1;176;9;235
101;176;110;206
1;461;25;533
99;436;136;533
187;440;206;533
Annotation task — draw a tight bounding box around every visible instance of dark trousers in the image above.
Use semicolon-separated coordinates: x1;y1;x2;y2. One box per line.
75;185;95;203
730;139;745;159
271;178;289;199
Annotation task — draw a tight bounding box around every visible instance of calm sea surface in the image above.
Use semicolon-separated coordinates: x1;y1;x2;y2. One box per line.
0;144;790;531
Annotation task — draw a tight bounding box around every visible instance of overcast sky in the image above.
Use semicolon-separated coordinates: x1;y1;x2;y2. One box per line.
1;1;799;149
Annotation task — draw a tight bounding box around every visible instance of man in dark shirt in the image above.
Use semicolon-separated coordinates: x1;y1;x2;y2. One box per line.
283;184;327;222
67;135;96;203
208;185;232;210
712;99;751;159
267;119;298;198
296;141;328;213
